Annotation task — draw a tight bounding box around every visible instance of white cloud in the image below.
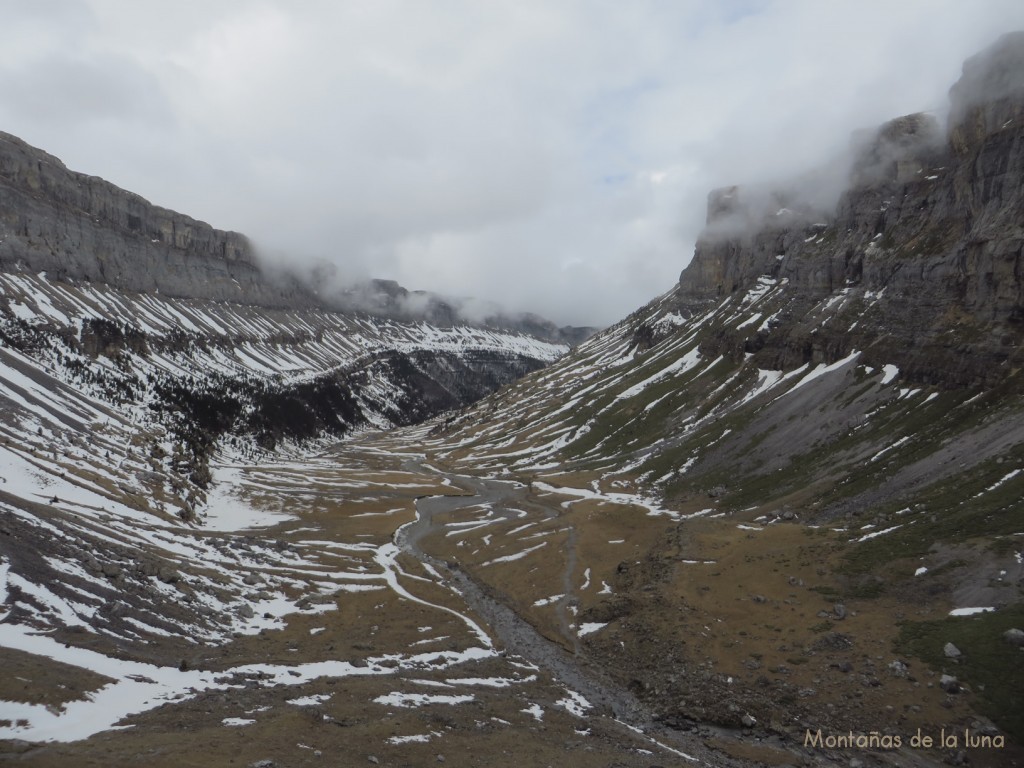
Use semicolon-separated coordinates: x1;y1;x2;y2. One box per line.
0;0;1022;325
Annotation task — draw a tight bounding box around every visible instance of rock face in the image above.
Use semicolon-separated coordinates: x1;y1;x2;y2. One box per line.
0;132;311;307
678;31;1024;387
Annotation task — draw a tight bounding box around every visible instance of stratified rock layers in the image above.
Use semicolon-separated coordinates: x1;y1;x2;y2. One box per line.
677;32;1024;387
0;131;307;307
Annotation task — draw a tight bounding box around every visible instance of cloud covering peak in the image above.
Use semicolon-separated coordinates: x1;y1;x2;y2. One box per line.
2;1;1022;325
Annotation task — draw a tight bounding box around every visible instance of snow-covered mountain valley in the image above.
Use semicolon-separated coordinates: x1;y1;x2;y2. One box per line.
3;31;1024;768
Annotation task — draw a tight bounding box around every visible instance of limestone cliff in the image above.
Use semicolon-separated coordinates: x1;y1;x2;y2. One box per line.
0;131;314;307
677;31;1024;387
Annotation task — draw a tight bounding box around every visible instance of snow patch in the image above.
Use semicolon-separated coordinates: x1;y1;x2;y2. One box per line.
222;718;256;727
373;693;475;708
948;607;995;617
555;689;592;718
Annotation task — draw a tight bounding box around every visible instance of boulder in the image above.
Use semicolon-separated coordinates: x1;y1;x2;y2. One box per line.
1003;628;1024;647
157;567;180;584
888;660;908;678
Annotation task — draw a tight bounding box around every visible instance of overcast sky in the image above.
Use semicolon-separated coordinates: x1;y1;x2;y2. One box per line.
1;1;1022;326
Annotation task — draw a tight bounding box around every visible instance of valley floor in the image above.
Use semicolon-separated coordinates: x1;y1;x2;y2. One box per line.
0;430;730;767
3;424;1019;767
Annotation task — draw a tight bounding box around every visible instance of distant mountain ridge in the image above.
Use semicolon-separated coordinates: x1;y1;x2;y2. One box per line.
333;278;596;347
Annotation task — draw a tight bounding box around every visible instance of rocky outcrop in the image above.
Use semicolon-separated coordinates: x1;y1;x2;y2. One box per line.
676;32;1024;387
948;30;1024;148
0;132;313;307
